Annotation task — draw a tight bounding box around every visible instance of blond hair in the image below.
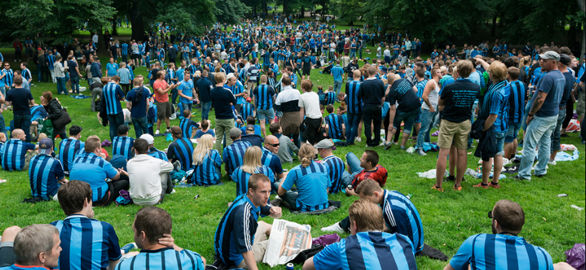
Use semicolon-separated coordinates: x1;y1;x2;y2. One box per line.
241;146;262;174
349;199;385;232
192;134;214;165
488;60;508;82
298;143;317;167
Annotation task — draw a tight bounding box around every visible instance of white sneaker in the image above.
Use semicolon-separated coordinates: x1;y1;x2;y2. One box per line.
417;149;427;156
355;137;362;143
321;222;344;233
548;160;556;166
155;130;160;135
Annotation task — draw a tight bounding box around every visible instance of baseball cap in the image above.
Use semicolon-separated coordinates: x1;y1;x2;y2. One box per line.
139;134;155;145
229;127;242;138
539;51;560;61
38;138;53;154
226;73;235;81
314;139;334;149
559;54;571;66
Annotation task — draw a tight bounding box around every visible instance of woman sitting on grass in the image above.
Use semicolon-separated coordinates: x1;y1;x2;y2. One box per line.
231;146;275;197
191;134;222;186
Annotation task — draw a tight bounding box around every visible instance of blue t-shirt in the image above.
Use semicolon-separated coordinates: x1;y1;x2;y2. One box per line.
449;233;554;270
232;166;275;196
1;139;36;171
281;160;330;211
178;79;194;103
313;231;416;270
106;62;119;77
70;152;118;202
115;248;204;270
29;154;64;200
480;80;509;133
126;86;152;118
331;65;344;82
532;70;564;117
194;129;215;139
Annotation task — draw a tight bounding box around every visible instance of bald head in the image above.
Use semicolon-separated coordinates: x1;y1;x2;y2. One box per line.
264;135;279;154
353;70;361;80
12;129;25;140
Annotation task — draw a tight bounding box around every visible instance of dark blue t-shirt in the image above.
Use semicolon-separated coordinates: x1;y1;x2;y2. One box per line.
197;77;213;103
386;79;421;112
126;86;152;118
440;79;480;123
532;70;564;117
211;86;237;120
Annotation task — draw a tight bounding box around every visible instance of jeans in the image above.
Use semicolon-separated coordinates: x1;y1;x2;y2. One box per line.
132;117;149;138
108;113;125;141
215;118;234;152
13;114;32;142
340;152;363;187
518;115;557;179
416;109;437;149
346;113;361;144
70;77;80;94
280;191;299;210
57;77;67;95
201;101;212;120
333;80;343;96
550;110;566;153
363;105;382;146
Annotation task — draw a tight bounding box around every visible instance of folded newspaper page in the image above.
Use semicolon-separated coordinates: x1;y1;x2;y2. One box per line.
262;219;312;267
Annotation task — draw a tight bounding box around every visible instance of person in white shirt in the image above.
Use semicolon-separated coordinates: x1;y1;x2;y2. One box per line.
126;138;174;206
299;79;323;144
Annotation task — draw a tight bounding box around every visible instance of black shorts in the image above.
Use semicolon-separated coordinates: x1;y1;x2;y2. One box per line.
302;67;311;75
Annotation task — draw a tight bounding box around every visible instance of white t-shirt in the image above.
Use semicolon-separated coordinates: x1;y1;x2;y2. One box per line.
127;154;174;206
300;92;322;119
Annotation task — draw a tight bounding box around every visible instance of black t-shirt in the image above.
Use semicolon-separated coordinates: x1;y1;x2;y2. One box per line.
359;78;385;106
386;79;421;112
6;88;33;114
211;86;237;119
196;77;213;102
440;79;480;123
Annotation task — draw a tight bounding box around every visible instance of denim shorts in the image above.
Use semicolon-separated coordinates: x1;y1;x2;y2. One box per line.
393;109;419;134
495;132;505;156
257;108;275;122
505;122;521;143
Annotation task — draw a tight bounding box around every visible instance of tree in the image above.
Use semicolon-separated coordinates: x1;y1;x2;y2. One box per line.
331;0;364;26
215;0;250;24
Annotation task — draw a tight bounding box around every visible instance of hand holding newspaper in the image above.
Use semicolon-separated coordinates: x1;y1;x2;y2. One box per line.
262;219;312;267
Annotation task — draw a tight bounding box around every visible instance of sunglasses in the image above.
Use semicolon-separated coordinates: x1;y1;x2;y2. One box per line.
487;210;493;219
269;143;279;147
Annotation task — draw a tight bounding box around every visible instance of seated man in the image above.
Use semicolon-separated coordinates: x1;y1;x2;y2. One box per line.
269;122;299;164
112;124;135;161
58;125;84;174
193;119;215;140
29;138;67;201
140;134;168;161
222;128;251;176
0;226;21;267
0;224;62;270
179;109;199;140
241;124;263;148
166;126;194;171
341;150;388;193
240;116;262;137
324;105;346;141
127;138;174;206
69;136;129;205
1;129;35;171
445;200;554;270
322;179;424;254
51;181;122;270
303;199;417;270
261;135;285;181
315;139;345;194
116;207;205;269
214;174;282;269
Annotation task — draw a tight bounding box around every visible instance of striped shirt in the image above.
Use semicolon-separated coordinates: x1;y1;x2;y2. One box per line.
167;138;194;171
1;139;35;171
59;138;85;172
415;79;428;99
449;233;554;270
326;113;344;140
260;148;283;180
382;190;425;253
326;91;337;105
214;195;270;267
47;54;56;70
192;149;222;186
28;154;64;200
480;80;509;133
112;136;135;161
180;118;199;139
70;152;118;202
505;80;526;124
231;166;275;196
102;82;125;115
222;140;252;176
52;215;122;270
253;84;275;110
346;80;362;114
240;103;255;121
22;68;32;82
115;248;204;270
313;231;417;270
3;69;13;87
322;155;345;194
148;147;168;161
281;160;331;212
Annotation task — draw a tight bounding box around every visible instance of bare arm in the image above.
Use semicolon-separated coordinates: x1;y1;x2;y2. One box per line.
484;114;497;131
241;251;258;270
438;97;445;112
526;91;548;124
422;80;435;112
443;263;456;270
302;257;317;270
278;184;287;196
107;260;119;270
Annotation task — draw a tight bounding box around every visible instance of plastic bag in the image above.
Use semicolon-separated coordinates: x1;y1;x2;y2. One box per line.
566;243;585;270
312;233;340;246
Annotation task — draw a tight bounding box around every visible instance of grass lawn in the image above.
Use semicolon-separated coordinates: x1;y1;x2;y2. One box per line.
0;50;584;269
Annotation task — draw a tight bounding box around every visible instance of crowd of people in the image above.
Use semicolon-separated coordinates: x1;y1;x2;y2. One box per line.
0;17;584;269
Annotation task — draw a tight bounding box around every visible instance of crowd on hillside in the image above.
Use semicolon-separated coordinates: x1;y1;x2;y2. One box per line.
0;18;584;270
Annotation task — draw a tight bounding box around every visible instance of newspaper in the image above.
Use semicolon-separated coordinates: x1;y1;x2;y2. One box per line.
262;219;312;267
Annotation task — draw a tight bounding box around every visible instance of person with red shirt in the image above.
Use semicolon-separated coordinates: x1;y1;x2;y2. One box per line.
153;70;180;134
340;150;388;196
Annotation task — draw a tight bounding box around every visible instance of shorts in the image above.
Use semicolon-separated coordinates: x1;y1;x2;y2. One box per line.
495;132;505;156
505;122;521;143
257;108;275;122
302;67;311;75
437;119;471;150
393;109;419;134
414;108;422;124
156;101;172;119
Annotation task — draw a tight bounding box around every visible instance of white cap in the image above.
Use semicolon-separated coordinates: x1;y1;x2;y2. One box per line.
226;73;236;81
139;134;155;145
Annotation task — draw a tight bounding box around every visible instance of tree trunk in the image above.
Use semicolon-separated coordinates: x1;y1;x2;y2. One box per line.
578;0;585;58
283;0;289;16
130;1;145;41
112;16;118;36
491;15;497;38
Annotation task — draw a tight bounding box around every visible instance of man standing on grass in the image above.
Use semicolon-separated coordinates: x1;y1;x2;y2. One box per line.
103;75;126;140
444;200;554;270
359;66;385;147
433;60;479;192
197;70;214;121
345;70;362;145
154;70;180;135
331;60;344;96
5;75;34;141
517;51;564;181
211;72;237;152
